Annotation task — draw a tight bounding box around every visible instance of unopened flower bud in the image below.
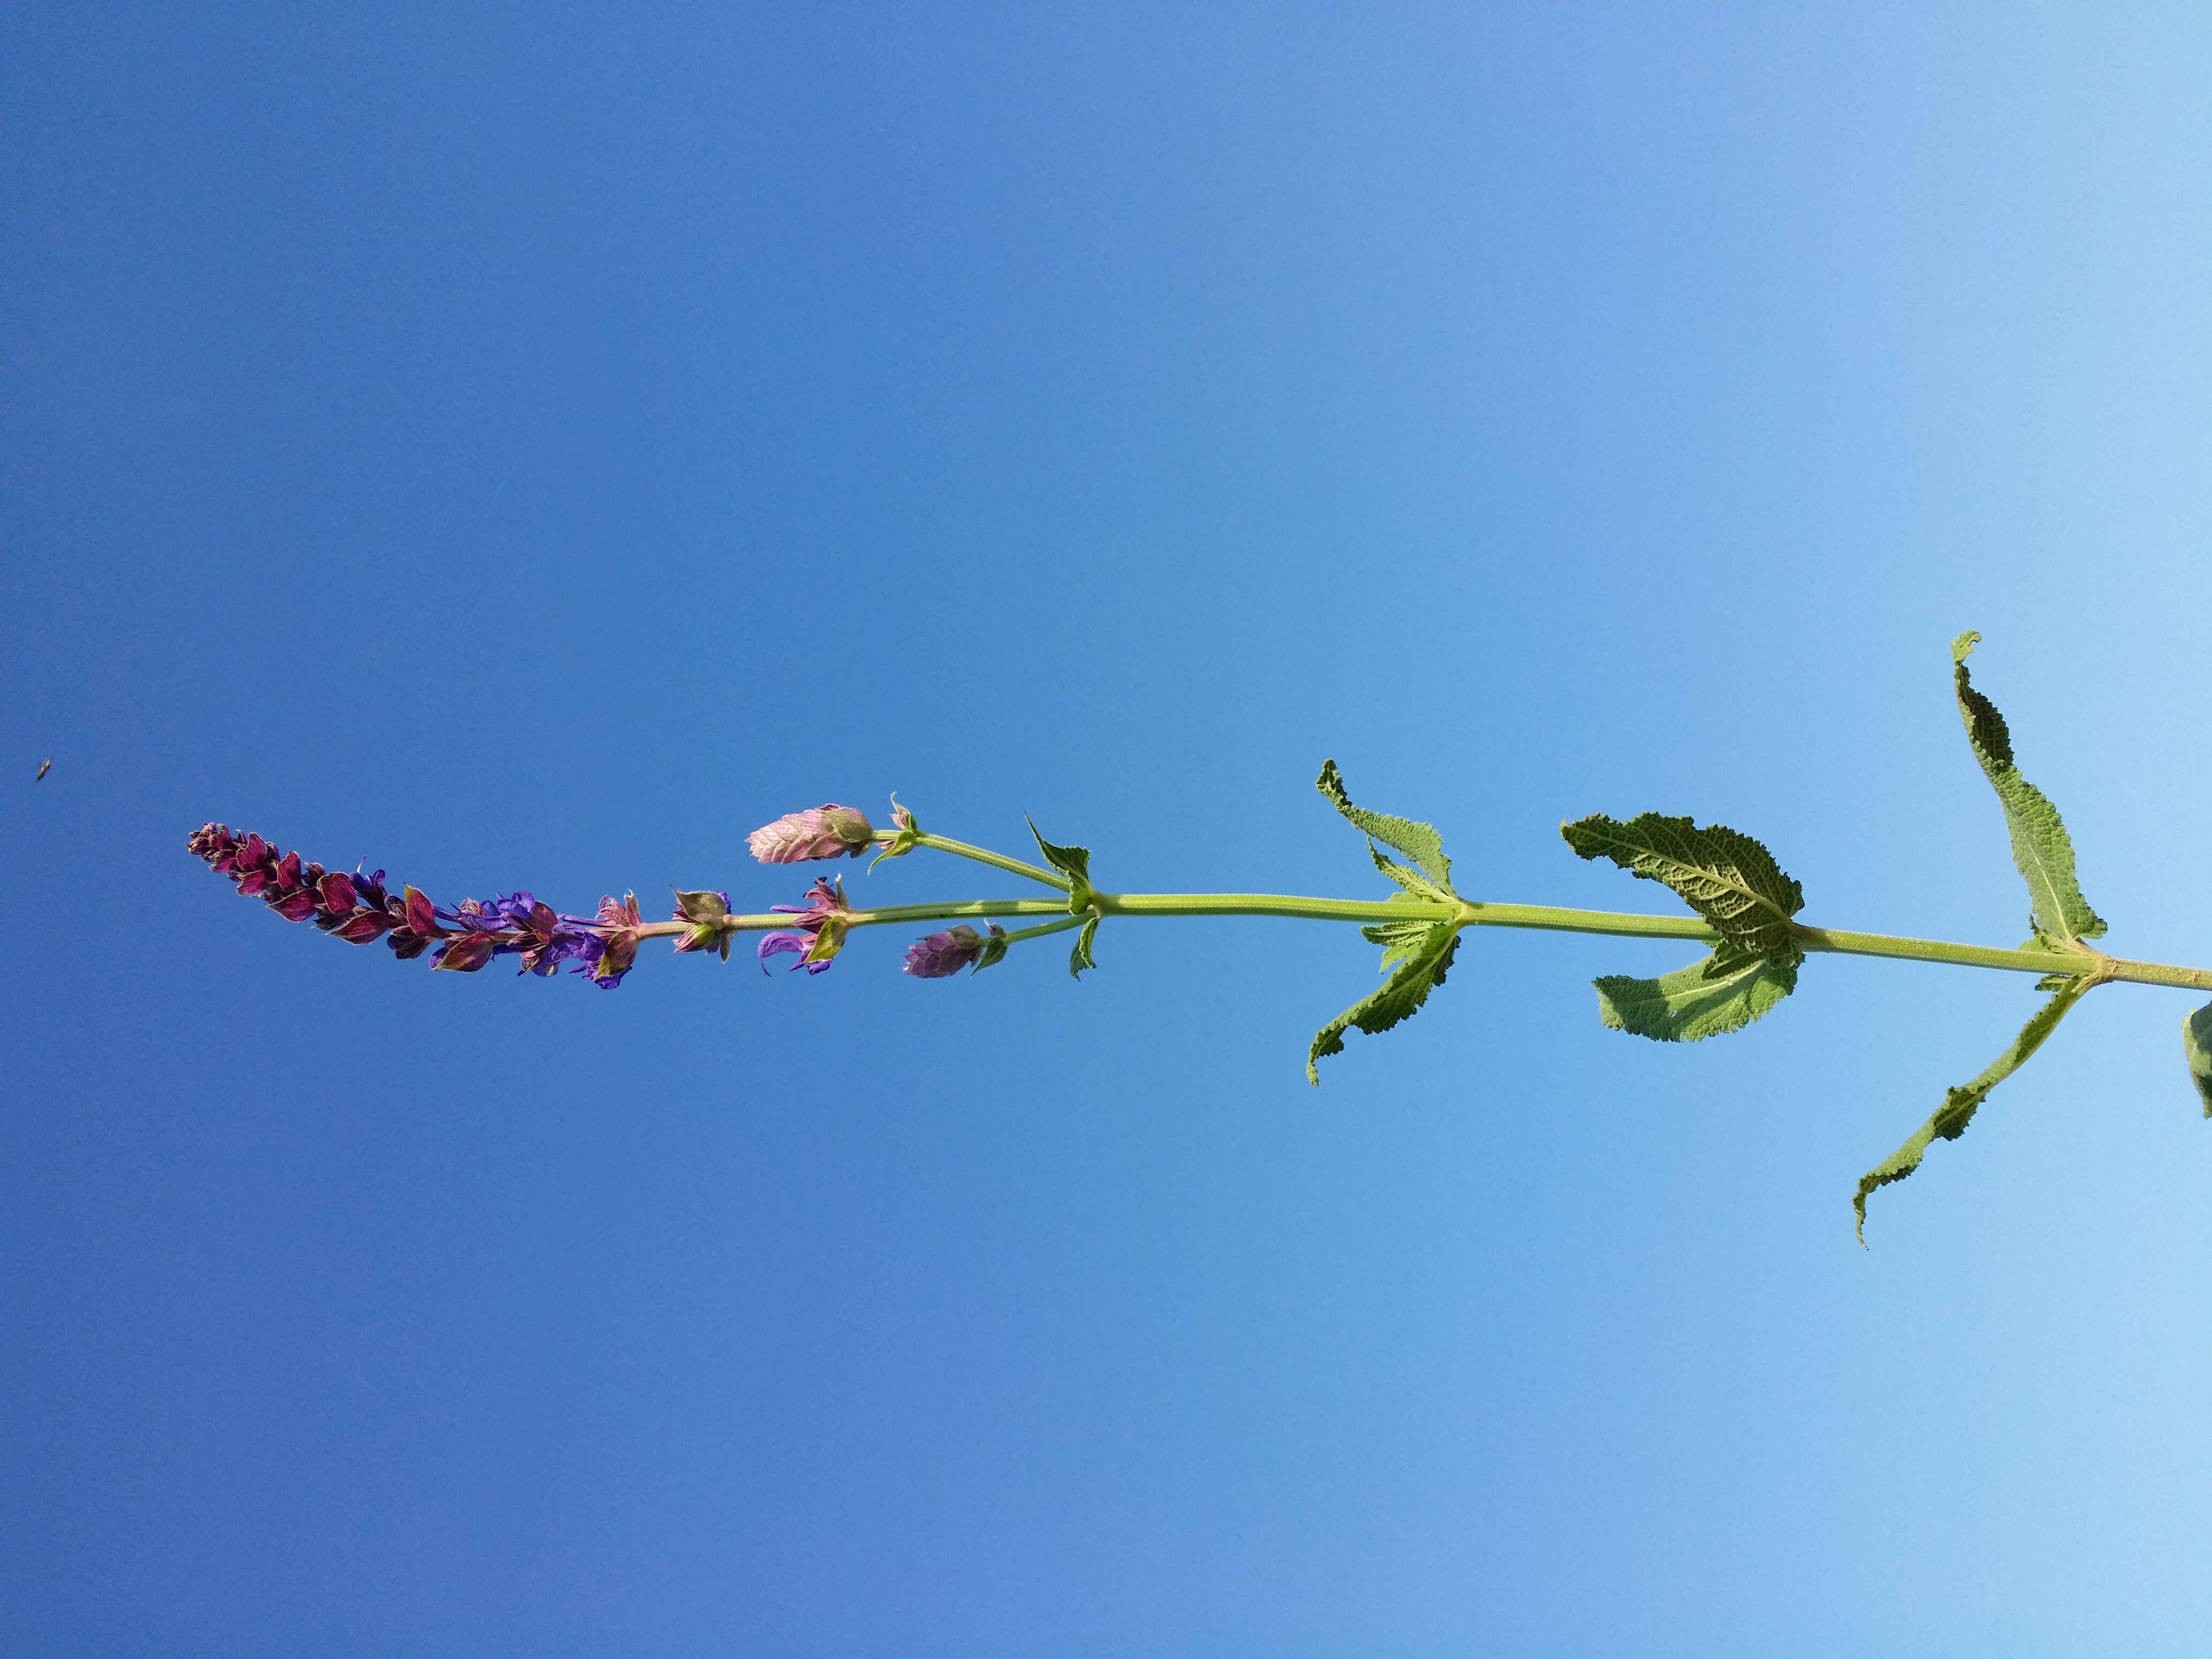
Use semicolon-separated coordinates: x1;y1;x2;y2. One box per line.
747;804;875;864
902;922;1005;978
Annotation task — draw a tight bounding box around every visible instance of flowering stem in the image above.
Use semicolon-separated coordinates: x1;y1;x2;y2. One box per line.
625;886;2212;992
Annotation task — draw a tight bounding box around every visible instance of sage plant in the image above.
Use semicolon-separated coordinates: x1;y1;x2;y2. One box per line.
191;635;2212;1239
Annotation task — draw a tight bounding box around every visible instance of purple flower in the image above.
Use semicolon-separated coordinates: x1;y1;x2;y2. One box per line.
747;804;875;864
902;923;1004;978
190;821;632;989
583;894;643;988
758;876;852;974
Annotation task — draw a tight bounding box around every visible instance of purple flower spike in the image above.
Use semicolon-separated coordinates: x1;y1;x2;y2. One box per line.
190;820;632;990
747;804;875;864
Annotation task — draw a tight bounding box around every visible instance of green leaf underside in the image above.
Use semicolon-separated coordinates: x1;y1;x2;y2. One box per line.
1068;914;1100;979
1368;843;1452;903
1307;926;1460;1085
2184;1003;2212;1117
1026;817;1094;913
1594;947;1798;1043
1951;632;2106;944
1361;900;1441;972
1560;813;1805;966
1852;976;2090;1244
1317;760;1456;896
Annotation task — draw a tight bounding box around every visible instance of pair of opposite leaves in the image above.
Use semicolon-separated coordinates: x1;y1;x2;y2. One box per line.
1310;635;2117;1240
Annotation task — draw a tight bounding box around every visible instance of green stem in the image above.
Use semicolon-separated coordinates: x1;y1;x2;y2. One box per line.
640;886;2212;993
886;830;1070;891
996;915;1087;945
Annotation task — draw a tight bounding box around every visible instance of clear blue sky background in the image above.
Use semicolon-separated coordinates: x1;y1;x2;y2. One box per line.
7;5;2212;1653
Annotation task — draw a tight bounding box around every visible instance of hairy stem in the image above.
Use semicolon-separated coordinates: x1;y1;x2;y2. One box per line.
881;830;1070;891
634;886;2212;991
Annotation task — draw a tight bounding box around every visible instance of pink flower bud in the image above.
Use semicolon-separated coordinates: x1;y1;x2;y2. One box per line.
747;804;875;863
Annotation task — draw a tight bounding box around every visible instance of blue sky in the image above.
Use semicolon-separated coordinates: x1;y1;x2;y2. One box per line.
8;4;2212;1653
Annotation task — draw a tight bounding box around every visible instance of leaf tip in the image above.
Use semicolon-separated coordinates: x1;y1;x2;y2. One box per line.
1951;630;1981;664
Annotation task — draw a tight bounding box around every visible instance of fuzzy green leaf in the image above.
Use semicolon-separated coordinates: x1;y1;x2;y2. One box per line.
1951;632;2106;944
1026;816;1095;913
1561;813;1805;966
1366;843;1453;904
1360;896;1441;972
1317;760;1456;896
1068;914;1100;979
1594;946;1798;1043
2184;1003;2212;1117
1307;925;1460;1085
1853;976;2090;1243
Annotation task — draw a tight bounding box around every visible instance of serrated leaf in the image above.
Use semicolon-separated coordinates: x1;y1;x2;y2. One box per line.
2184;1003;2212;1117
1593;946;1798;1043
1366;842;1453;903
1306;925;1460;1085
1317;760;1456;895
1026;816;1095;913
1561;813;1805;966
1068;913;1099;979
1360;897;1440;972
1951;631;2106;944
1852;975;2090;1243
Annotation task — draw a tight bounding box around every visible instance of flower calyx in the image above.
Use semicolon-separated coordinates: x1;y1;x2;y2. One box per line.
673;889;734;959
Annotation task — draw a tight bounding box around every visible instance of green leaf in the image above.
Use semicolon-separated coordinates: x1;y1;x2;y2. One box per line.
1852;975;2091;1244
1951;631;2106;944
1560;813;1805;966
1593;946;1799;1043
1360;895;1441;971
2184;1003;2212;1117
1068;914;1100;979
1307;925;1460;1085
1316;760;1456;896
1026;816;1094;913
1366;842;1453;904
